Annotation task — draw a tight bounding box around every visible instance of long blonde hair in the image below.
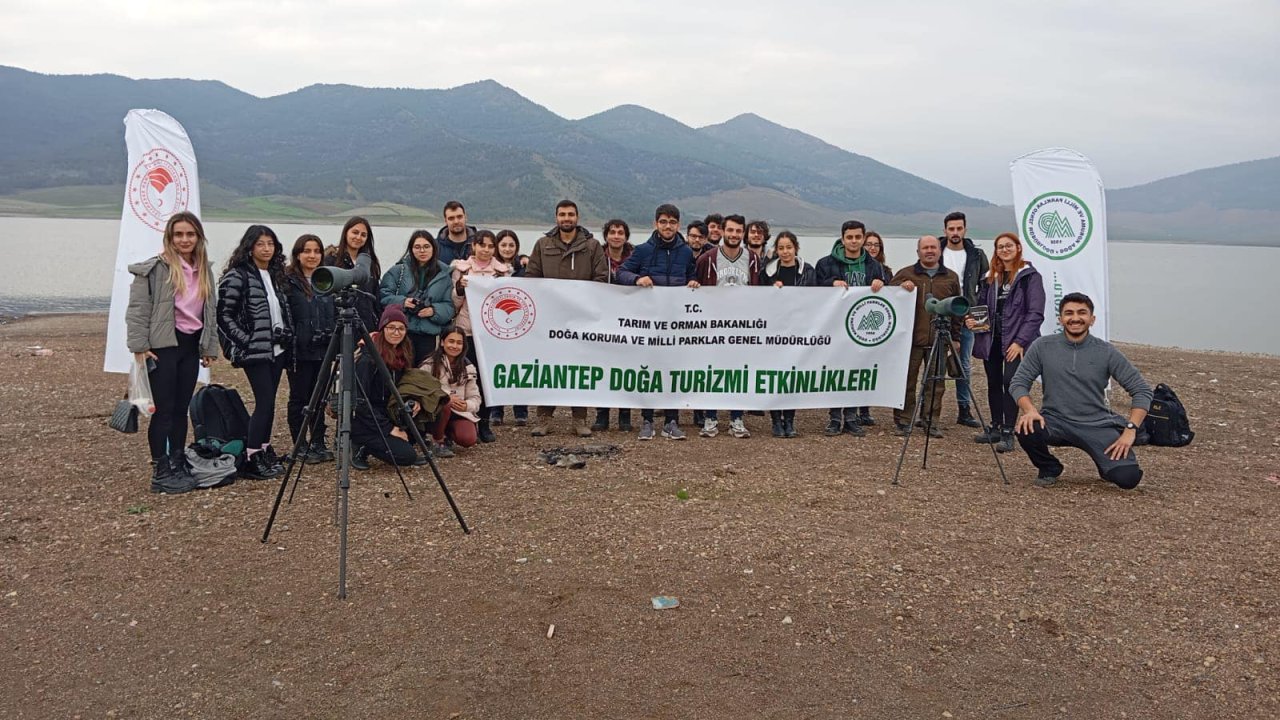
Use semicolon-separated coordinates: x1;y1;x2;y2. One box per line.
161;211;213;300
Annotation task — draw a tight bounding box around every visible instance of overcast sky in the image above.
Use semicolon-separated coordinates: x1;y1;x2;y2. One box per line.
2;0;1276;204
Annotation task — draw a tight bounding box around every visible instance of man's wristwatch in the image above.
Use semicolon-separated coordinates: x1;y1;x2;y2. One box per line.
1124;421;1137;430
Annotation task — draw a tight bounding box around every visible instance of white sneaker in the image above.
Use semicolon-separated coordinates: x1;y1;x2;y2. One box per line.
729;418;750;438
700;418;719;437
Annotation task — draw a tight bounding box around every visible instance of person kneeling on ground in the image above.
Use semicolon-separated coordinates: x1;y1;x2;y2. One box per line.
1009;292;1152;489
419;327;482;454
350;306;430;470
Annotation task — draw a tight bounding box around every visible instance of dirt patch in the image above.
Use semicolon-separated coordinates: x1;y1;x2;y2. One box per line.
0;314;1277;718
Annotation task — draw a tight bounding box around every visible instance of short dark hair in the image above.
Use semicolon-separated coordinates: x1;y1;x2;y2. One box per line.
556;199;578;213
655;203;680;221
840;220;866;235
443;200;465;214
747;220;771;241
686;220;708;235
944;211;966;227
1059;292;1095;314
704;213;724;227
603;219;631;240
723;213;746;229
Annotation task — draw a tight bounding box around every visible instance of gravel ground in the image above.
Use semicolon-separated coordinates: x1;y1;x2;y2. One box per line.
1;314;1277;719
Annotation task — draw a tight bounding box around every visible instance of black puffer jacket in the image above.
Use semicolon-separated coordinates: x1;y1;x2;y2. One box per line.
284;273;335;363
217;264;294;367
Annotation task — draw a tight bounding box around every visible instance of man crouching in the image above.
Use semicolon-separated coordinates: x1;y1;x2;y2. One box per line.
1010;293;1152;489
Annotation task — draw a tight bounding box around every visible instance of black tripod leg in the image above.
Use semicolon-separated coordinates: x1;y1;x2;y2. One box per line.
356;325;470;534
263;325;343;543
955;361;1009;486
892;342;938;486
336;317;356;599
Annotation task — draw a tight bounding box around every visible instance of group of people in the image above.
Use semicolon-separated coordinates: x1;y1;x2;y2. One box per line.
124;201;1153;495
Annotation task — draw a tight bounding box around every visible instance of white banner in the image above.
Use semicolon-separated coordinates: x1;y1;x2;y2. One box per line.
1010;148;1110;340
104;109;202;374
468;277;916;410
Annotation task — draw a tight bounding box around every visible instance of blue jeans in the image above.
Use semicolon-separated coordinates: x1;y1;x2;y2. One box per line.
955;327;974;408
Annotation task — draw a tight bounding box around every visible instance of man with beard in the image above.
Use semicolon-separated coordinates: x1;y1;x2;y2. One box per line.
686;220;712;261
618;204;700;441
889;235;962;438
1011;293;1152;490
526;199;609;437
747;220;771;260
436;200;477;266
942;211;989;429
704;214;724;246
694;214;761;439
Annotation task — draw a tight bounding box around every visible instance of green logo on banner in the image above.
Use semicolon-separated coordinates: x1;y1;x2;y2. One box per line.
1037;211;1074;239
846;296;896;347
1022;191;1093;260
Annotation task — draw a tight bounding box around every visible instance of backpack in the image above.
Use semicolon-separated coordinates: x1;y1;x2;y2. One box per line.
1141;383;1194;447
190;384;251;468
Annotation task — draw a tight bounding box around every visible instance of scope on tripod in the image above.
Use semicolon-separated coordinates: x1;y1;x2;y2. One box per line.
925;293;969;317
314;253;372;294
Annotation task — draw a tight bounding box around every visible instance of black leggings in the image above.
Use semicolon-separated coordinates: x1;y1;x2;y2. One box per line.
286;359;327;446
243;355;285;449
983;349;1022;428
147;331;201;459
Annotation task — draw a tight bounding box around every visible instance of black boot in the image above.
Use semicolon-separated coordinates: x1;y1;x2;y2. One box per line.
151;456;196;494
996;427;1016;453
770;411;784;437
973;425;1001;443
478;418;497;443
591;408;609;432
618;409;633;432
309;439;335;462
858;409;875;426
957;405;982;428
349;446;371;471
784;417;798;438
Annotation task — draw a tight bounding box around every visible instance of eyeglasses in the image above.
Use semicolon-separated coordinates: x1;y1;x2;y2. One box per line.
383;325;406;333
412;244;432;251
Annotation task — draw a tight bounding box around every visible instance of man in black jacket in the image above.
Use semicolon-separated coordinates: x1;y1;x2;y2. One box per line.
436;200;476;266
942;211;989;429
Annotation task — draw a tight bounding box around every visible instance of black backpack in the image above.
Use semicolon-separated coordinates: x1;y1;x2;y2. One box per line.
190;384;251;468
1141;383;1194;447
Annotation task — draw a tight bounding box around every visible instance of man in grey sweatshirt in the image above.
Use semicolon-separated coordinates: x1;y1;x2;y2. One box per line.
1010;293;1152;489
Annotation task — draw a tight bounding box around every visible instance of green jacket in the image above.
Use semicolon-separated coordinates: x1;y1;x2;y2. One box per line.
390;368;450;436
379;259;457;336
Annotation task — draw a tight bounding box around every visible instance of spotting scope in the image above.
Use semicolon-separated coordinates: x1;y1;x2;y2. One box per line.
924;293;969;317
313;253;372;294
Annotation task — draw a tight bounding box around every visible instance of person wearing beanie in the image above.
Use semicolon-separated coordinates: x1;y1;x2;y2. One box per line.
348;304;430;470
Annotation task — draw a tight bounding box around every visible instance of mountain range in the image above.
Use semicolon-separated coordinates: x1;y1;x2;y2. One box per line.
0;65;1276;243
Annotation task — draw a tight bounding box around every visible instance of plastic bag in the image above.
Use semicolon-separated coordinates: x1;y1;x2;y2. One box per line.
129;358;156;416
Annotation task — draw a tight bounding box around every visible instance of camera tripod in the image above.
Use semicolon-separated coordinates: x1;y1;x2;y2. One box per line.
892;315;1008;486
261;291;469;599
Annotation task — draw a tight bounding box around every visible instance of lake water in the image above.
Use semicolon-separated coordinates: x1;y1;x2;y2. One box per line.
0;216;1275;355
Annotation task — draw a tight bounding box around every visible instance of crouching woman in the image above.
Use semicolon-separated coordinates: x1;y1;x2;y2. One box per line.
419;327;481;452
350;306;427;469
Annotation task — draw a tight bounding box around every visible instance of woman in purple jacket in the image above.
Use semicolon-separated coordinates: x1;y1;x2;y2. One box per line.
967;232;1045;452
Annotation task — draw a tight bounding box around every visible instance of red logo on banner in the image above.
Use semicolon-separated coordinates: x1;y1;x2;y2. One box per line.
480;286;537;340
128;149;191;231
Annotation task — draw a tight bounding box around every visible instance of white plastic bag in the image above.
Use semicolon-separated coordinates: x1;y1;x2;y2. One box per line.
129;358;156;416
